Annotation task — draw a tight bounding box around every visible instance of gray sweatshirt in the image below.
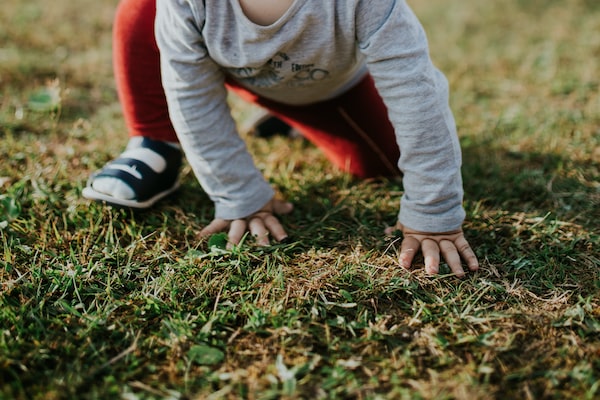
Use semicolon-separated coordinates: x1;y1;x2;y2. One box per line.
155;0;465;233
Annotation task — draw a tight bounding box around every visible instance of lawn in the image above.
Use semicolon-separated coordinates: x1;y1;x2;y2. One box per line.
1;0;598;399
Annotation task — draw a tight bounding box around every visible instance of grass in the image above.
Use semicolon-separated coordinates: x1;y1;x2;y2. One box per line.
1;0;599;398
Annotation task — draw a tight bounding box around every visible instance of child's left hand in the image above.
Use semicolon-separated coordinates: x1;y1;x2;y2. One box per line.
385;222;479;278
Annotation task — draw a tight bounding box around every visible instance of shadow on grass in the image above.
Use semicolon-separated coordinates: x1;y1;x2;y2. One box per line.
461;138;599;231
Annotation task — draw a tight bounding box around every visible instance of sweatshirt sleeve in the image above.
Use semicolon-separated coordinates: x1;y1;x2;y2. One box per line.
355;0;466;233
155;0;274;220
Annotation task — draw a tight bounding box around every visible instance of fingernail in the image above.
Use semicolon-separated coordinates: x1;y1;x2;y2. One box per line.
398;255;410;269
278;236;292;244
426;265;439;275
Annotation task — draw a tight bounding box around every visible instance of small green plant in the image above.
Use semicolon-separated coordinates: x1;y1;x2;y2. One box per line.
0;195;20;230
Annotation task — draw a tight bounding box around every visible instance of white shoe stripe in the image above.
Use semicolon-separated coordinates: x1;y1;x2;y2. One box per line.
120;148;167;173
106;164;143;180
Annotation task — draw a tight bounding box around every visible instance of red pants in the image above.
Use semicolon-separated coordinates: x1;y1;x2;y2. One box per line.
114;0;400;178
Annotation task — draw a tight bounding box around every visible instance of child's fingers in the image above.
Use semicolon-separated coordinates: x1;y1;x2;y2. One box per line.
247;217;270;246
454;235;479;271
384;221;403;236
227;219;248;246
439;239;465;278
262;214;288;242
399;236;420;269
272;199;293;215
199;218;229;237
199;199;292;248
421;239;440;275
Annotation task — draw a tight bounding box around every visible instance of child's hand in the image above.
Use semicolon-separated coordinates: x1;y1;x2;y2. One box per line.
200;198;293;248
385;222;479;278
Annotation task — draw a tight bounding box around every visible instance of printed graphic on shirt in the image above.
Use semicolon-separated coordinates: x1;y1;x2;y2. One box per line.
230;52;330;88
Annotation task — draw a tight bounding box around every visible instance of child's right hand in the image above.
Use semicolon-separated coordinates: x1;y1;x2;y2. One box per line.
199;198;293;248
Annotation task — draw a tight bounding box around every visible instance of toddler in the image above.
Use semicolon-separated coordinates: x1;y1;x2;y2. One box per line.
84;0;479;277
